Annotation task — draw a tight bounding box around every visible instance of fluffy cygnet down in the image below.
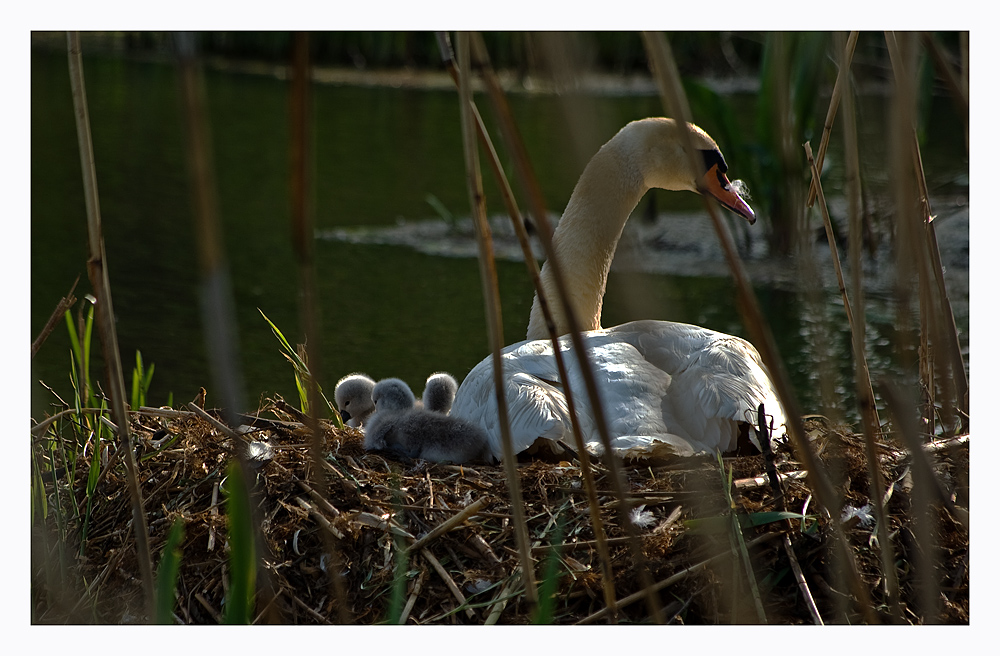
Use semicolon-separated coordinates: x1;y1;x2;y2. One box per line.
421;372;458;415
334;373;376;428
364;378;495;465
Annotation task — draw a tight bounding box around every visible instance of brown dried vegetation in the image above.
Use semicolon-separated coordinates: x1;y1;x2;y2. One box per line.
31;402;969;625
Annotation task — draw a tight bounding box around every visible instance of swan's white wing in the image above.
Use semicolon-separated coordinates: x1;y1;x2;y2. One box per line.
453;320;786;462
451;340;575;461
622;321;787;451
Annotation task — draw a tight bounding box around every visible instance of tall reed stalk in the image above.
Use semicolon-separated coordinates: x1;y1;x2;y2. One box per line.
66;31;154;618
289;30;350;623
454;31;539;611
465;31;622;620
642;30;878;622
836;30;903;620
175;31;276;623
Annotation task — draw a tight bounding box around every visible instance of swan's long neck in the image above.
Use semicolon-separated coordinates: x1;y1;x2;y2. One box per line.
526;139;648;341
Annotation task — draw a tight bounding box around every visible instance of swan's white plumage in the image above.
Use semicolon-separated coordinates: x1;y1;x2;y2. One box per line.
452;320;784;460
449;117;786;461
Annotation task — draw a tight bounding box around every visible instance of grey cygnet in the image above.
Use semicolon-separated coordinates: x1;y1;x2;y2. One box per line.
364;378;494;464
334;373;376;428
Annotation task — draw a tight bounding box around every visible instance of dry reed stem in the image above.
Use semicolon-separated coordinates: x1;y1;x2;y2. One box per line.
31;276;79;360
919;32;969;152
641;30;877;622
806;31;859;208
884;31;968;429
454;31;539;612
399;567;428;624
803;142;885;443
836;32;904;620
66;31;154;618
783;535;823;624
422;547;476;620
288;30;350;624
408;497;486;553
176;32;279;623
466;30;621;621
880;381;943;623
468;30;664;623
909;125;968;428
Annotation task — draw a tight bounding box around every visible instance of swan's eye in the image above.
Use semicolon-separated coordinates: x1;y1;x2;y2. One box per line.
700;149;728;175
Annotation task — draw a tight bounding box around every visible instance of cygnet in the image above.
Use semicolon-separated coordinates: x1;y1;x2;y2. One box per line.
334;373;376;428
364;378;495;465
421;372;458;415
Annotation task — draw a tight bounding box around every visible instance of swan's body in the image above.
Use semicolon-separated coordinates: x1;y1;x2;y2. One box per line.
421;372;458;414
334;373;376;428
365;378;495;464
450;118;786;460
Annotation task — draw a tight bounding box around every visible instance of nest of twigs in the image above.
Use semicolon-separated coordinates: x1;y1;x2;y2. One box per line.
31;399;969;624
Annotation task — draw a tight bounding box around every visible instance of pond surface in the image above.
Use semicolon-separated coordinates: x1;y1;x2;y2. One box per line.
30;49;969;426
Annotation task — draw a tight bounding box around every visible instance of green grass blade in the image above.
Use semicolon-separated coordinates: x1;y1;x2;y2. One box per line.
223;461;256;624
155;518;185;624
259;308;304;367
31;448;48;522
386;534;409;624
65;309;81;369
81;302;94;407
143;362;155;402
131;352;142;410
532;522;564;624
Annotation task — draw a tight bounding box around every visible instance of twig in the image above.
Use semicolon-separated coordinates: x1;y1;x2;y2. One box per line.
290;592;330;624
484;570;520;625
31;275;80;359
399;567;429;625
733;470;808;490
296;497;346;540
187;403;242;440
32;406;109;437
783;535;823;625
806;31;859;207
531;535;632;555
207;482;219;551
194;592;223;623
408;498;486;553
420;549;476;620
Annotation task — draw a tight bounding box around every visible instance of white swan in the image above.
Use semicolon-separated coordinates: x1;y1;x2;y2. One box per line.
365;378;495;464
334;373;376;428
421;372;458;414
449;117;786;461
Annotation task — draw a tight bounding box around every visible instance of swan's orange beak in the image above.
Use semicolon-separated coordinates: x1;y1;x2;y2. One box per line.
700;164;756;225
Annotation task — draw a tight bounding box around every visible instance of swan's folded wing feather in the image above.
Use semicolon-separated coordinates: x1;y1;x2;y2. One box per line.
452;346;573;460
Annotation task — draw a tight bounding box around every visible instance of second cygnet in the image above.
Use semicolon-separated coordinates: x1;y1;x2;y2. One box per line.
364;378;495;465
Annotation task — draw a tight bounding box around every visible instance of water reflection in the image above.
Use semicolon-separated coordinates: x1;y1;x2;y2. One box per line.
30;49;968;428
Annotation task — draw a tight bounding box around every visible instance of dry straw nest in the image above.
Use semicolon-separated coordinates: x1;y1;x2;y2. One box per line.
32;401;969;624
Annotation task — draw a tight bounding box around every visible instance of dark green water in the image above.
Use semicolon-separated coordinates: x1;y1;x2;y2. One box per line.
30;49;968;424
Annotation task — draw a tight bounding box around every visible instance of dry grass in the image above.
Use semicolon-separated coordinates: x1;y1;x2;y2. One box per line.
31;402;969;625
